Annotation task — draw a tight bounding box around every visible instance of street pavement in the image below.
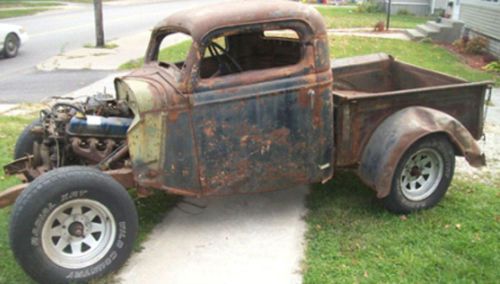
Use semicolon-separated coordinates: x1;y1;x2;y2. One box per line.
0;69;112;103
0;0;220;103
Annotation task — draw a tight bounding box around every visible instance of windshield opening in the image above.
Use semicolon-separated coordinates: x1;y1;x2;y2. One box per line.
147;30;193;78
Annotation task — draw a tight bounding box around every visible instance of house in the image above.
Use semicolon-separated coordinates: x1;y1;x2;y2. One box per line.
456;0;500;57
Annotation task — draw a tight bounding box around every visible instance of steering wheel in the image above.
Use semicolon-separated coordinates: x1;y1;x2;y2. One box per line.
207;41;243;77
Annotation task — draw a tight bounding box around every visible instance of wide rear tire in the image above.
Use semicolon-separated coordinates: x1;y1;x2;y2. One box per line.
9;166;138;283
382;135;455;214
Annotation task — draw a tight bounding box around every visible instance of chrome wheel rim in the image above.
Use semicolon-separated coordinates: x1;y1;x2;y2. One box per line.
400;148;443;201
41;199;116;269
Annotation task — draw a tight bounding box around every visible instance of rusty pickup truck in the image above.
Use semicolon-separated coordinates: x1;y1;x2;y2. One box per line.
1;1;491;283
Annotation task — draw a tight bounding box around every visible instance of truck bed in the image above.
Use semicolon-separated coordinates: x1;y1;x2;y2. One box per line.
331;53;490;167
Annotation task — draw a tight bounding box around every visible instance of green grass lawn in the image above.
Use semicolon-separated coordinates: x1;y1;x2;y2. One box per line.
119;39;192;70
0;1;62;19
316;6;431;29
0;8;50;19
330;36;499;84
0;0;115;19
0;1;61;8
0;116;177;283
303;172;500;283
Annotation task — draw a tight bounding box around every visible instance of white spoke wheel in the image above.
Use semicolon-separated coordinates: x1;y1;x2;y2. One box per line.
382;135;455;214
41;199;117;269
9;166;138;283
399;149;443;201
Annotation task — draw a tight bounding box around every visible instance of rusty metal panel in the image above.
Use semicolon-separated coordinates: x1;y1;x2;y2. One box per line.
358;106;486;198
191;72;332;195
162;110;201;193
334;85;488;167
331;54;490;168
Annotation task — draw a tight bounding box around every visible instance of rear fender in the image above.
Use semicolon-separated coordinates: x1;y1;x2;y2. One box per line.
358;106;485;198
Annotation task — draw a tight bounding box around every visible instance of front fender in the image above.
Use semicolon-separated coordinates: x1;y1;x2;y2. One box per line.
358;106;485;198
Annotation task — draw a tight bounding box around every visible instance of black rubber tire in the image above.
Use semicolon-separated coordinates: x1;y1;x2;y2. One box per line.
382;135;455;214
14;119;42;159
3;33;20;58
9;166;138;284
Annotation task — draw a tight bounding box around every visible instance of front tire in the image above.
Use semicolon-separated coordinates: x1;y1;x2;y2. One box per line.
9;166;138;283
3;33;20;58
382;135;455;214
14;118;42;159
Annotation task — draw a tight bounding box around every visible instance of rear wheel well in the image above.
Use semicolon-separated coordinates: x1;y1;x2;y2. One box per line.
417;132;462;157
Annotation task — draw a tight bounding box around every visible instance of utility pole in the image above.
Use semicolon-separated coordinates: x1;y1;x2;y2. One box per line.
93;0;105;47
386;0;392;31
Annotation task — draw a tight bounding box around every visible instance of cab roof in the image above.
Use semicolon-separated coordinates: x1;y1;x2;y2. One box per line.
152;0;326;41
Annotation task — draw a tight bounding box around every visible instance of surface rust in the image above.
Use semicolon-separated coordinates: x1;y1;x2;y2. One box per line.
115;0;334;196
358;106;486;198
2;1;489;202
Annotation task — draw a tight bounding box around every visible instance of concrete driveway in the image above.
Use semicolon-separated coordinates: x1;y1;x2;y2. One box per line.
117;185;309;284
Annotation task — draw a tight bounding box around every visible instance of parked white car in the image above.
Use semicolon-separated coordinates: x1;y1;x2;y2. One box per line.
0;23;29;58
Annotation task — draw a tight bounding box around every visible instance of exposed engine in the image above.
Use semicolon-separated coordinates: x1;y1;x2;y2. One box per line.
6;93;134;181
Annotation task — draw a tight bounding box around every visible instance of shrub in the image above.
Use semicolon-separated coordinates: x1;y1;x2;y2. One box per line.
433;8;445;17
483;61;500;73
464;36;488;54
396;9;412;16
373;21;384;32
452;38;466;52
357;1;384;13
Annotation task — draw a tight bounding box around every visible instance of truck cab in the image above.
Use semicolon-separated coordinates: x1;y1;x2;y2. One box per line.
115;1;334;196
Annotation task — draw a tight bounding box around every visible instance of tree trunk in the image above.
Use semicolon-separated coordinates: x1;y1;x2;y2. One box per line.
93;0;105;47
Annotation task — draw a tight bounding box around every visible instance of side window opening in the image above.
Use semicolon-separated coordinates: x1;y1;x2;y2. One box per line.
199;28;303;79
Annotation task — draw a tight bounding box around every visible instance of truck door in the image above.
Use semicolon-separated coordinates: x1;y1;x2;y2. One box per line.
190;24;333;195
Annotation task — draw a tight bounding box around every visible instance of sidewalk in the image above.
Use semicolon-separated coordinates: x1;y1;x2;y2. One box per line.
37;31;189;71
327;28;410;40
117;186;308;284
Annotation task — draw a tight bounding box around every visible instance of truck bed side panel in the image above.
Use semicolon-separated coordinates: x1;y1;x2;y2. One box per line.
334;84;488;167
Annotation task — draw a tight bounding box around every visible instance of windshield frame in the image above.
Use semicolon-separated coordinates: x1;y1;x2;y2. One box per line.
145;27;198;90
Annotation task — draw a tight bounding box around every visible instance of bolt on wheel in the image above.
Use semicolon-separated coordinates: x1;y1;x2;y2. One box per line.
399;148;444;201
41;199;116;269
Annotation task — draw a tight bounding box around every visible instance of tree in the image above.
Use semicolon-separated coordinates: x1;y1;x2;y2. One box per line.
93;0;104;47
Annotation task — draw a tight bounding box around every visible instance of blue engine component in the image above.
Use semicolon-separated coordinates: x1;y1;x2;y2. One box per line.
67;115;133;138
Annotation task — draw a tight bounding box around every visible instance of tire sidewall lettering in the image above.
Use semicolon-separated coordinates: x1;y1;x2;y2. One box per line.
29;189;126;280
66;250;118;280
